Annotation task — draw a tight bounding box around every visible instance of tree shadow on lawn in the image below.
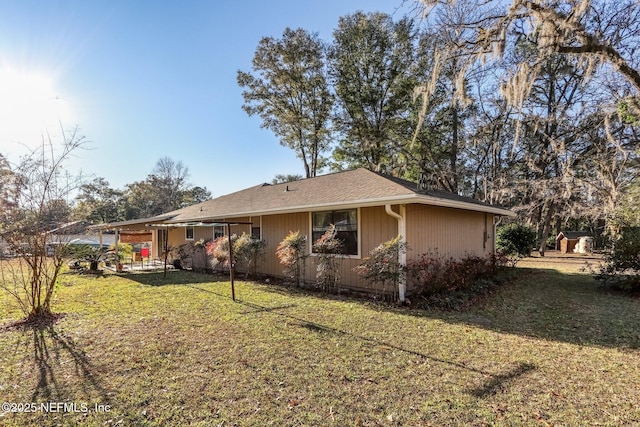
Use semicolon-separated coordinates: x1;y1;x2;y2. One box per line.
112;270;541;399
234;267;640;351
2;318;111;414
118;269;226;287
121;268;640;350
419;268;640;350
182;284;538;399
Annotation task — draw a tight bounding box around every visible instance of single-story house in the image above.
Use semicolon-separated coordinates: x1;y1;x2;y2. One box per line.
556;231;594;254
92;168;515;301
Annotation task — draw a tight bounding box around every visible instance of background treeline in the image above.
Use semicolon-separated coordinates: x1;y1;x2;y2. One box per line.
237;1;640;251
2;1;639;255
73;157;211;224
0;154;211;226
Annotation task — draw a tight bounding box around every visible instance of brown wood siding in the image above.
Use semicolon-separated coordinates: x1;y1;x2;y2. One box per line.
225;217;254;237
167;221;252;270
162;204;496;294
168;227;186;247
260;212;309;277
170;220;257;246
405;204;495;259
255;208;397;289
193;226;213;242
360;206;398;255
120;232;152;244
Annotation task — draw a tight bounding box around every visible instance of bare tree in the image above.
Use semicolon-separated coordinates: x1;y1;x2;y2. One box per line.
149;157;191;211
121;157;203;219
415;0;640;116
0;129;85;322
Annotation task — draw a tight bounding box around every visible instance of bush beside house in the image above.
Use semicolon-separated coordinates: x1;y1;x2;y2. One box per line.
496;223;536;265
596;227;640;292
276;231;308;287
273;232;513;306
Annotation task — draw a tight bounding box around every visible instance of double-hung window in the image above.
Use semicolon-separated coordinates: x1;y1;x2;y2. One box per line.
311;209;358;256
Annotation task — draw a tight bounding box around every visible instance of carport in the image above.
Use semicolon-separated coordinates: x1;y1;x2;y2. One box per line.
90;217;252;302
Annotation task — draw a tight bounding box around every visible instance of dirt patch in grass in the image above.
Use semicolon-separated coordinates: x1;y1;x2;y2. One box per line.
1;266;639;426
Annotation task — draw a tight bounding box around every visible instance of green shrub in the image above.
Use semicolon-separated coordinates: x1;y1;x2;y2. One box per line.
110;243;133;261
68;245;114;271
496;224;536;258
596;227;640;292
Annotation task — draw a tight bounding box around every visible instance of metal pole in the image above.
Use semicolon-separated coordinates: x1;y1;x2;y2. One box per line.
115;229;120;272
228;224;235;302
163;229;169;278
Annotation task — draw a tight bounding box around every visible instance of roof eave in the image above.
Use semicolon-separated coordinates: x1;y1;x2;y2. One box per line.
413;194;516;217
87;214;178;230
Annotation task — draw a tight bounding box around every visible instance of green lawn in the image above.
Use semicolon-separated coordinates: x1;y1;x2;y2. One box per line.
1;259;639;426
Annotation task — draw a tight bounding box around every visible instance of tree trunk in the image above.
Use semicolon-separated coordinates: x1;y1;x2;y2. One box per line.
450;104;459;193
538;202;556;256
554;216;562;250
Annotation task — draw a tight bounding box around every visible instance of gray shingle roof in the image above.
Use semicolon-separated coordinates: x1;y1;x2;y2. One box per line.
97;168;514;229
168;168;513;221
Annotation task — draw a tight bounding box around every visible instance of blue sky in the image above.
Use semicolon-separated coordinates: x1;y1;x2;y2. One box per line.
0;0;415;198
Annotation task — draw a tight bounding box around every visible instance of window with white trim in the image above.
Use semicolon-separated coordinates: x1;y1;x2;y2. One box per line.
185;226;194;240
213;225;225;239
312;209;358;255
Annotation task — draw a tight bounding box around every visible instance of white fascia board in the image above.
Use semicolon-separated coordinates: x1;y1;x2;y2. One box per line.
412;194;517;217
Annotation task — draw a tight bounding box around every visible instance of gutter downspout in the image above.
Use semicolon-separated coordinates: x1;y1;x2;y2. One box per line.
385;204;407;303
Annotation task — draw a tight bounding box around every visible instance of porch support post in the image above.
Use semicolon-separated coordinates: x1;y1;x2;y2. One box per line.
114;229;121;272
227;223;236;302
385;204;407;303
163;228;169;278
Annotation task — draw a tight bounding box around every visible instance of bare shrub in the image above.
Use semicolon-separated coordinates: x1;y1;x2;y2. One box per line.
276;231;308;286
0;129;85;321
